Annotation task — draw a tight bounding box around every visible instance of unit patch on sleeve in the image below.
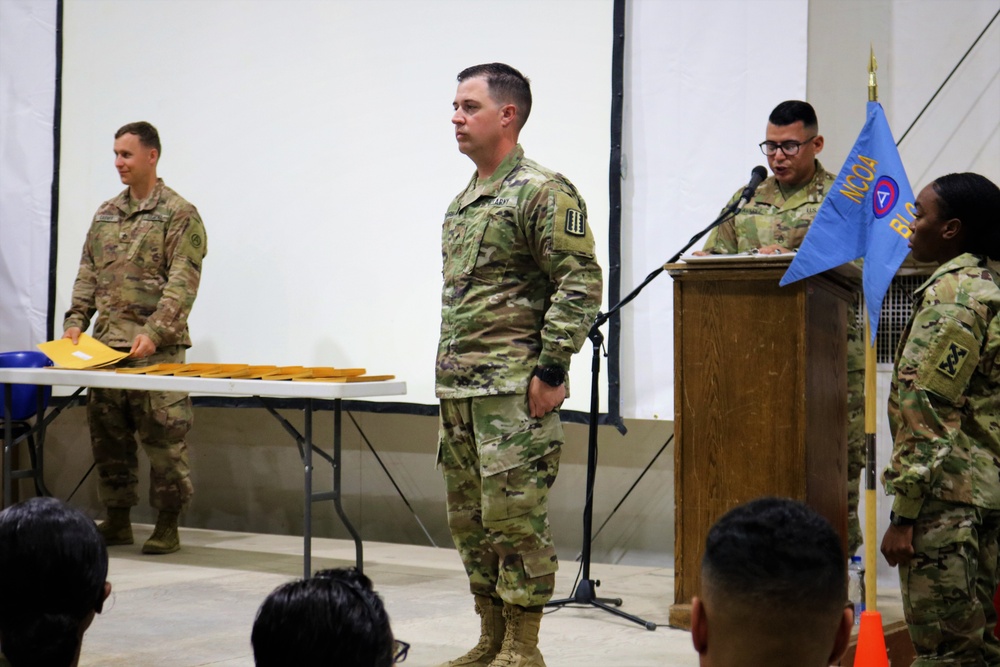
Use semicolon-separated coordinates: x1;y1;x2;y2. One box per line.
552;190;595;256
917;316;979;403
565;209;585;237
936;341;969;379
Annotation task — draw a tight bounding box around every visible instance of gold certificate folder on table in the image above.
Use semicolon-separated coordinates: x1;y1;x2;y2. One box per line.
37;334;129;370
114;364;395;382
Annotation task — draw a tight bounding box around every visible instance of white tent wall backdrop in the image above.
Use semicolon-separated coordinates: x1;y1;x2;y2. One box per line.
1;0;998;562
53;0;613;414
3;1;998;417
0;0;58;353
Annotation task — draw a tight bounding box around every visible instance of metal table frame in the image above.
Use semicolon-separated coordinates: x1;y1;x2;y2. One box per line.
0;367;406;577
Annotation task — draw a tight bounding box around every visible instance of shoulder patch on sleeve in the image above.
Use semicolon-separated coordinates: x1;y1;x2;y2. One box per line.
917;317;979;403
564;209;585;236
552;190;595;256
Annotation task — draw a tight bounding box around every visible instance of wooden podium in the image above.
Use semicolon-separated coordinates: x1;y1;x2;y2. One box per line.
666;255;859;630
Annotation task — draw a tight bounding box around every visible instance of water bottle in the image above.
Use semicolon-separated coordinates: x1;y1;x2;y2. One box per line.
848;555;866;624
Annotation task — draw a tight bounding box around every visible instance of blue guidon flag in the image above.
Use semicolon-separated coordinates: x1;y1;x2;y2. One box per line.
780;101;915;343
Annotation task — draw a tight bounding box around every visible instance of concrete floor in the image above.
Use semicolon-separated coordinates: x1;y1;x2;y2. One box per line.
77;524;905;667
79;524;693;667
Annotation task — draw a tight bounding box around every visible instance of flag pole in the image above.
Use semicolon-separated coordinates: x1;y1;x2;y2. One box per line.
863;44;880;614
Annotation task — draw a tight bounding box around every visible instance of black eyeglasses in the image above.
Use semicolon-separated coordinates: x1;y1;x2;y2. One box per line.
758;135;817;156
393;640;410;663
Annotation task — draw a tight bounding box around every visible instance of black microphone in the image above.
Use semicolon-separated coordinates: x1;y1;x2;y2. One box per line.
736;165;768;210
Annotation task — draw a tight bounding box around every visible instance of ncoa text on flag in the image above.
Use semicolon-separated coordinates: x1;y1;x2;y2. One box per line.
780;101;915;343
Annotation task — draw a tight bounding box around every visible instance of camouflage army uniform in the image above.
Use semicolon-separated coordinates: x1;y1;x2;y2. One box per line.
700;161;835;255
701;162;866;554
436;145;603;607
882;253;1000;665
64;178;206;512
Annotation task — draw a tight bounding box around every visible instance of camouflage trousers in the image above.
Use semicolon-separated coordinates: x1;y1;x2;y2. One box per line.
846;364;864;556
87;345;193;511
846;297;866;556
438;395;562;608
900;498;1000;666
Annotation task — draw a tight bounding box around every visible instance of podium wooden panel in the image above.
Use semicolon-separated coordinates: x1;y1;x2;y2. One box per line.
666;257;857;629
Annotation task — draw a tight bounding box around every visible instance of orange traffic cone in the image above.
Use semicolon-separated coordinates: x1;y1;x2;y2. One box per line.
854;610;890;666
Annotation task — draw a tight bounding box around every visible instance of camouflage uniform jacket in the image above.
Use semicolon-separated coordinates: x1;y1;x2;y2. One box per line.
701;160;836;254
700;161;865;369
64;179;207;349
436;145;603;399
882;253;1000;518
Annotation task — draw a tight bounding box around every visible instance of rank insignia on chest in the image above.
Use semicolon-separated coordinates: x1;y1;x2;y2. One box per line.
565;209;585;237
936;341;969;378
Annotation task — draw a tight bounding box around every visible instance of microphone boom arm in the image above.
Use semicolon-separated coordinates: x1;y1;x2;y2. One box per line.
595;164;766;329
594;203;739;330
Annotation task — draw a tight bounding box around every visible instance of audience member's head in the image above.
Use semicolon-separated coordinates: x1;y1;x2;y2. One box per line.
0;497;111;667
252;567;399;667
691;497;852;667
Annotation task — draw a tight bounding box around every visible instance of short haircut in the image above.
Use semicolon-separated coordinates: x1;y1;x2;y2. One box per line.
458;62;532;129
252;567;394;667
768;100;818;132
701;497;845;616
115;121;161;155
931;172;1000;260
0;497;109;667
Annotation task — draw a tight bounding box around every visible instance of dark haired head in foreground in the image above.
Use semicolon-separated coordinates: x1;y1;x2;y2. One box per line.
252;567;397;667
692;497;852;667
0;497;111;667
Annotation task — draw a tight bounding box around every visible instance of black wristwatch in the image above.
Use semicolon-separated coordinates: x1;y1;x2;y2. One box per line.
889;511;916;527
533;366;566;387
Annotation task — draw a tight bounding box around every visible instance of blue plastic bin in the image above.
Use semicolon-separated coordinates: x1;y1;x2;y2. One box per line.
0;351;52;421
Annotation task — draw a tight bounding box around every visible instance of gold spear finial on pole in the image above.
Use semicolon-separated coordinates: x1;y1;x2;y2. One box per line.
869;44;878;102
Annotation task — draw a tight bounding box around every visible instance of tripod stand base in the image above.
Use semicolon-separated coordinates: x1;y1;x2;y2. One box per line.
546;578;657;631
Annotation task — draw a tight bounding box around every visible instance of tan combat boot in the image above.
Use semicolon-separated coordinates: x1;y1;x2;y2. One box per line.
142;510;180;554
436;595;505;667
489;604;546;667
96;507;133;546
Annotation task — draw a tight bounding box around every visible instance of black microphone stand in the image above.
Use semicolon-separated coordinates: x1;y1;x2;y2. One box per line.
545;202;743;630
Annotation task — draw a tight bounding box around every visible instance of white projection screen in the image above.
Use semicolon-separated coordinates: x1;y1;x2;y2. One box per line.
56;0;613;411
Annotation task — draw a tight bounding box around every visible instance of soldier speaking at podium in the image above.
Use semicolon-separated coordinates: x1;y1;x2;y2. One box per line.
695;100;866;557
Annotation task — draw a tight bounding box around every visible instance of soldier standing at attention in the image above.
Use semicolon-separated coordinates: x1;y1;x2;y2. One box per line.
435;63;603;667
694;100;866;557
63;121;207;555
881;173;1000;665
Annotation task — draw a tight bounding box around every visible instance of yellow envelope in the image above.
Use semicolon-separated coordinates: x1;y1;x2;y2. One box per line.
37;333;130;370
